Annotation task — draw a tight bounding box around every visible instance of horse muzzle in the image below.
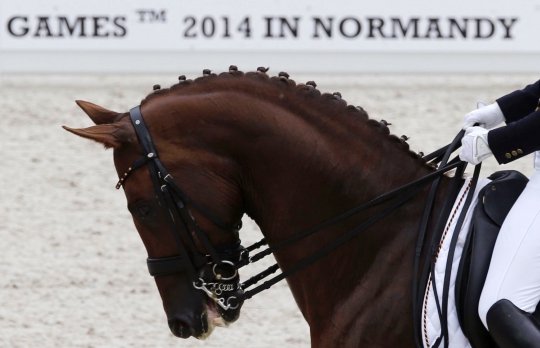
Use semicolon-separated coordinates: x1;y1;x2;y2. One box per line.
167;290;244;340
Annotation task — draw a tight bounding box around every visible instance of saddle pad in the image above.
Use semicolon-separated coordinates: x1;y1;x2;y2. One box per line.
422;177;491;348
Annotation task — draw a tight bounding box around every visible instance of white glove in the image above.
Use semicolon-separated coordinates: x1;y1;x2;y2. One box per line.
459;126;493;165
462;102;505;130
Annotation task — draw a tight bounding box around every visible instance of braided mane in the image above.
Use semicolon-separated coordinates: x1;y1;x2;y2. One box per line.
140;66;431;168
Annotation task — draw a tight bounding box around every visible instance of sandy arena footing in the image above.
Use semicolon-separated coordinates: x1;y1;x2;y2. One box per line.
0;73;536;347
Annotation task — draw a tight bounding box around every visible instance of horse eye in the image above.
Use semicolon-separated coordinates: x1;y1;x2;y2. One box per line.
138;205;151;216
236;221;242;230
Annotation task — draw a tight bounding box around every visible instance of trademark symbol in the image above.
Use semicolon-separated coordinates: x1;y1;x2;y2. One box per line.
136;9;166;23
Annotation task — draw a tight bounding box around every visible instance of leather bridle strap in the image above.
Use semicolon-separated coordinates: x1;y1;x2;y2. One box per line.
412;129;465;346
128;106;223;280
236;133;472;304
159;168;230;230
412;129;481;348
423;144;451;163
160;177;222;265
437;163;481;348
237;158;465;298
241;183;427;300
123;108;229;230
236;158;463;270
425;162;467;348
147;241;245;277
148;159;203;280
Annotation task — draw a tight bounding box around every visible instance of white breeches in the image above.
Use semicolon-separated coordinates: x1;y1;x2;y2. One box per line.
478;155;540;328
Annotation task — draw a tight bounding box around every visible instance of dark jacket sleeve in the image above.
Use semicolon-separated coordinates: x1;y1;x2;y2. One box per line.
496;80;540;123
488;109;540;164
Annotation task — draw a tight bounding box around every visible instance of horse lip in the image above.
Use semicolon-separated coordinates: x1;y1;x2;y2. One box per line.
190;301;219;340
206;298;230;328
212;316;230;328
194;318;215;340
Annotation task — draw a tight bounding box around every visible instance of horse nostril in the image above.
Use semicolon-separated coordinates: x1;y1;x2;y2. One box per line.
168;317;192;339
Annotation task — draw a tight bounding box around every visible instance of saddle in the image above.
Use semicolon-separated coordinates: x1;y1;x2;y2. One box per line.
454;170;540;348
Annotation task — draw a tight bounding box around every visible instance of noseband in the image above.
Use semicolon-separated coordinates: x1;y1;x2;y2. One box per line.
118;105;475;320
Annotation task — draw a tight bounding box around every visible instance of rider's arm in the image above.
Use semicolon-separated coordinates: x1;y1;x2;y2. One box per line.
488;109;540;164
496;80;540;124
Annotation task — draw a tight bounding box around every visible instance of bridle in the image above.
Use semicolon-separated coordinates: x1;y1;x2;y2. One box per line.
119;106;248;310
118;104;478;341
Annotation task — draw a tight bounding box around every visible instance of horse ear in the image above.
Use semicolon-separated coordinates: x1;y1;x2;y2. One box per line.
62;123;127;149
75;100;120;125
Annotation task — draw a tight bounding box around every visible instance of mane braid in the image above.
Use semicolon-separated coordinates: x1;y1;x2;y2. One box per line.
140;69;433;170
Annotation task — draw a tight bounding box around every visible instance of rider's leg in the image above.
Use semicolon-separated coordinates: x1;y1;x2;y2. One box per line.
478;160;540;346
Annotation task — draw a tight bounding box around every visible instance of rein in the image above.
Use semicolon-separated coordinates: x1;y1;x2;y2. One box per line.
119;105;476;326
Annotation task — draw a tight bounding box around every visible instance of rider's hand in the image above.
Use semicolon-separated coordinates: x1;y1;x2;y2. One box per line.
462;102;505;130
459;126;493;165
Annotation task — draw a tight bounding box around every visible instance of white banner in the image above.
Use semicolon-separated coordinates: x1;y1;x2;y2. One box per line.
0;0;537;52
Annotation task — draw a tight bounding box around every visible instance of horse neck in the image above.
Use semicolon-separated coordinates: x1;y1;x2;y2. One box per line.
215;94;456;344
223;97;438;243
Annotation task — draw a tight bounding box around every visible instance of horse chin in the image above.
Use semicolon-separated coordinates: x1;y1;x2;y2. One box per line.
194;319;215;341
195;293;244;339
206;297;232;328
194;298;231;340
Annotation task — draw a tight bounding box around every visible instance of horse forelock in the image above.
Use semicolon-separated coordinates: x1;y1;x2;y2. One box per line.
138;68;433;170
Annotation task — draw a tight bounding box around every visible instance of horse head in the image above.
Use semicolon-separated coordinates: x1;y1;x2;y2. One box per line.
64;99;246;339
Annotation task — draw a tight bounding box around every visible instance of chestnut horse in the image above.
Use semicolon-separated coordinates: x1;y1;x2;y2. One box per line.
64;69;461;347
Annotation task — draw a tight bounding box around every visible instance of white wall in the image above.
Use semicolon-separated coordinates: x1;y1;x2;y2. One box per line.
2;0;540;73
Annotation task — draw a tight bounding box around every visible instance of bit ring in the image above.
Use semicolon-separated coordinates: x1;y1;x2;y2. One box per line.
212;260;238;281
